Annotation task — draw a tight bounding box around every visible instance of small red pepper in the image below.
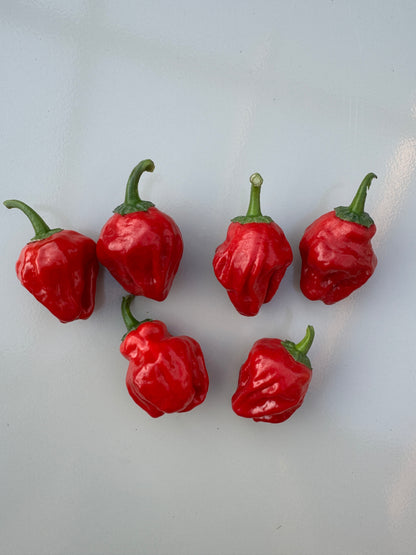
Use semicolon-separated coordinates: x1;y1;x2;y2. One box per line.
213;173;293;316
299;173;377;304
97;159;183;301
120;295;209;417
4;199;99;323
232;325;314;423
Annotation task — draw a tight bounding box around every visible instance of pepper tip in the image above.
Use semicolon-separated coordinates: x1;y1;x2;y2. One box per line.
250;173;263;188
122;294;135;305
143;159;155;173
306;325;315;340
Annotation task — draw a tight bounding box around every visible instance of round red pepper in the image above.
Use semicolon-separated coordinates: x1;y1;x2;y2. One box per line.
232;326;314;423
4;199;99;323
120;295;209;417
299;173;377;304
97;159;183;301
213;173;293;316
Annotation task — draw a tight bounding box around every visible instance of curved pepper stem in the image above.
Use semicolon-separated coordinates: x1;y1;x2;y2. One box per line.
334;172;377;228
114;159;156;215
281;325;315;370
121;295;140;333
3;199;62;241
246;173;264;218
348;172;377;215
294;325;315;356
125;159;155;205
121;295;152;338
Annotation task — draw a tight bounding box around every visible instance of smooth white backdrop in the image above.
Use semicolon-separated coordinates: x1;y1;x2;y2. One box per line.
1;2;416;554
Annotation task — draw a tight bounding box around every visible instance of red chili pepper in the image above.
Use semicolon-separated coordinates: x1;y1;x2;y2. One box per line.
120;295;209;417
213;173;293;316
97;159;183;301
4;199;99;323
232;325;314;423
299;173;377;304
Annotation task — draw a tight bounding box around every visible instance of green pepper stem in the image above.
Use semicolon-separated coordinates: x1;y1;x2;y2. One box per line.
121;295;152;337
294;325;315;356
348;173;377;215
124;159;155;206
245;173;264;218
3;199;61;241
121;295;141;333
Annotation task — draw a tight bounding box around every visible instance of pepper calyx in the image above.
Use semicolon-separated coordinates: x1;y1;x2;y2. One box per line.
334;172;377;228
334;206;374;227
30;228;63;241
282;325;315;370
114;200;155;215
114;159;156;215
232;215;273;224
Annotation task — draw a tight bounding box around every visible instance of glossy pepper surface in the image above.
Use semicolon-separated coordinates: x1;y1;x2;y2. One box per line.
213;173;293;316
97;159;183;301
4;199;98;323
232;325;314;423
299;173;377;304
120;295;209;417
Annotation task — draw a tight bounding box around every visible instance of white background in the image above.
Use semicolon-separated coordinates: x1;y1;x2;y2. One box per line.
1;1;416;554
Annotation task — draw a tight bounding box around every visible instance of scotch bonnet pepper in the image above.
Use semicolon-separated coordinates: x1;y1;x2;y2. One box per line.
232;326;315;423
4;199;98;323
299;173;377;304
213;173;293;316
97;159;183;301
120;295;209;417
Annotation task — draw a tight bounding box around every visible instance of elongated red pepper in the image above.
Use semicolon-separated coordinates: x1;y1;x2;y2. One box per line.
299;173;377;304
120;295;209;417
213;173;293;316
97;159;183;301
4;199;98;323
232;325;314;423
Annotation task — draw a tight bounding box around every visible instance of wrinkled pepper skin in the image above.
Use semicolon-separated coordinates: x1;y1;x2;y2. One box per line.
299;173;377;305
4;199;98;323
232;326;314;423
213;173;293;316
120;296;209;417
97;159;183;301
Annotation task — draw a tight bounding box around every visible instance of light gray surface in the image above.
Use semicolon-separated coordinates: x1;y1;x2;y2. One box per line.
1;2;416;554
